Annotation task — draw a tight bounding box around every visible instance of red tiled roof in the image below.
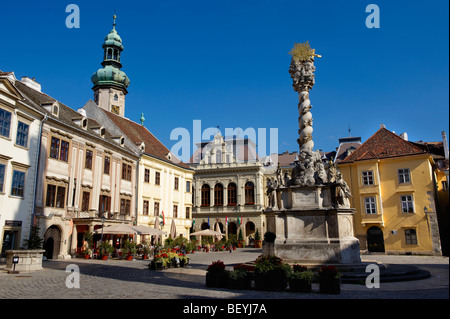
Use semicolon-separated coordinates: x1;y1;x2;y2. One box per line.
340;128;426;163
103;110;191;170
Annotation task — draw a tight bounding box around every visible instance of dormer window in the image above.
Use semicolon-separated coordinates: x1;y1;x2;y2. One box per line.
53;104;59;116
100;127;105;138
120;137;124;146
82;118;87;129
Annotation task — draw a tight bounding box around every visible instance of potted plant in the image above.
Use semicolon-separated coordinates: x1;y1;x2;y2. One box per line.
123;239;137;260
288;265;315;293
149;254;165;270
254;255;289;291
205;260;227;288
237;229;244;248
99;241;113;260
227;265;251;290
141;243;150;259
254;229;262;248
318;265;341;294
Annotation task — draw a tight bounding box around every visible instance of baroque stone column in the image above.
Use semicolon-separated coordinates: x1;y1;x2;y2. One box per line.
289;42;320;152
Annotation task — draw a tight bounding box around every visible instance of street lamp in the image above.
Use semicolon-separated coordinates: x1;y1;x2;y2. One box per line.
100;213;106;245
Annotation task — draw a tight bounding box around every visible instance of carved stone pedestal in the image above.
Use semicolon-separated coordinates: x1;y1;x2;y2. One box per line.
264;187;361;264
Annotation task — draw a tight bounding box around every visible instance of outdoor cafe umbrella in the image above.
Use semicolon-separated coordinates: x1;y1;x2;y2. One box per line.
189;229;224;247
170;219;177;238
215;222;223;241
94;224;166;236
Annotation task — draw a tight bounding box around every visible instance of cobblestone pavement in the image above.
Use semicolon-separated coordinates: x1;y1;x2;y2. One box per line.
0;249;448;300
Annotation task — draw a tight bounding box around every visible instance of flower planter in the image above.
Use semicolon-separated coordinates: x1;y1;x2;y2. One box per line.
319;278;341;294
126;255;133;261
227;276;251;290
142;254;148;260
254;269;287;291
84;254;90;259
101;255;108;261
205;271;228;288
289;278;312;293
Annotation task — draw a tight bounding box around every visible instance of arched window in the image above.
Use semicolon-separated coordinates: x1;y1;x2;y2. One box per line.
107;48;112;59
201;184;210;207
113;49;118;60
227;183;237;206
214;183;223;206
216;150;222;164
244;182;254;205
114;94;119;101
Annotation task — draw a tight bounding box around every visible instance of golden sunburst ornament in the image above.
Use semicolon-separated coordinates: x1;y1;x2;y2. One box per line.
289;41;321;61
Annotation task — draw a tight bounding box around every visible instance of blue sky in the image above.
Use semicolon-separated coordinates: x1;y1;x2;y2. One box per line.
1;0;448;157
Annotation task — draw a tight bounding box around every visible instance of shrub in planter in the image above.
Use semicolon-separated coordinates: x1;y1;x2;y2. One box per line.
149;255;165;270
288;266;315;293
254;255;289;291
205;260;228;288
263;231;276;243
122;240;137;260
227;265;251;290
318;265;341;294
99;241;114;260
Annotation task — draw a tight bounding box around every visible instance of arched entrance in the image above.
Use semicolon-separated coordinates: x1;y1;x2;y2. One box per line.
201;222;209;230
367;226;385;253
245;221;256;244
227;222;237;236
44;225;62;259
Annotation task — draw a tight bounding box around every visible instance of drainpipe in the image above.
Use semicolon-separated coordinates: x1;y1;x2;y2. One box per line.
31;113;48;233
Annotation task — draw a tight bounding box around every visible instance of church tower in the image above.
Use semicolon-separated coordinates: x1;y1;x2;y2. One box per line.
91;15;130;117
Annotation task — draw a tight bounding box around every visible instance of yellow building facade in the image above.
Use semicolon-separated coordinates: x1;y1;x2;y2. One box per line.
339;127;443;255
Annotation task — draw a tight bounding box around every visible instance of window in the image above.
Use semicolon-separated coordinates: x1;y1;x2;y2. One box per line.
362;171;374;185
186;207;190;219
201;184;210;206
405;229;418;245
245;182;255;205
50;137;69;162
174;177;179;190
45;184;66;208
85;150;93;169
186;181;191;193
122;163;132;181
143;200;149;215
104;156;110;174
228;183;237;206
401;195;415;213
442;181;448;191
155;171;160;185
60;140;69;162
0;163;5;192
81;191;90;211
50;137;60;159
0;108;11;138
16;121;29;148
99;195;111;213
214;183;223;206
216;151;222;164
120;198;131;215
10;170;25;197
173;205;178;218
398;168;410;184
114;94;119;101
144;169;150;183
364;197;377;214
154;202;160;216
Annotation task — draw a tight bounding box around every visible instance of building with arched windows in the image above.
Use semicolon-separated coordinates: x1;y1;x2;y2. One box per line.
189;132;275;245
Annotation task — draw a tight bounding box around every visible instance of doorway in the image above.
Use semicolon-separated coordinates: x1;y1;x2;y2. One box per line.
367;226;385;253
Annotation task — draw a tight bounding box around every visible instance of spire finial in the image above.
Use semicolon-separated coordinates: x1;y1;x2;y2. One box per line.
113;14;116;30
140;113;145;125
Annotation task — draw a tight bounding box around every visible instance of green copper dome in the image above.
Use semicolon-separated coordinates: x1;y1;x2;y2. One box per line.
103;28;124;51
91;65;130;88
91;15;130;91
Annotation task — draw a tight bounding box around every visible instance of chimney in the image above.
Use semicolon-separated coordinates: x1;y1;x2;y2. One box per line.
380;124;386;129
442;131;449;160
21;76;41;92
400;132;408;141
